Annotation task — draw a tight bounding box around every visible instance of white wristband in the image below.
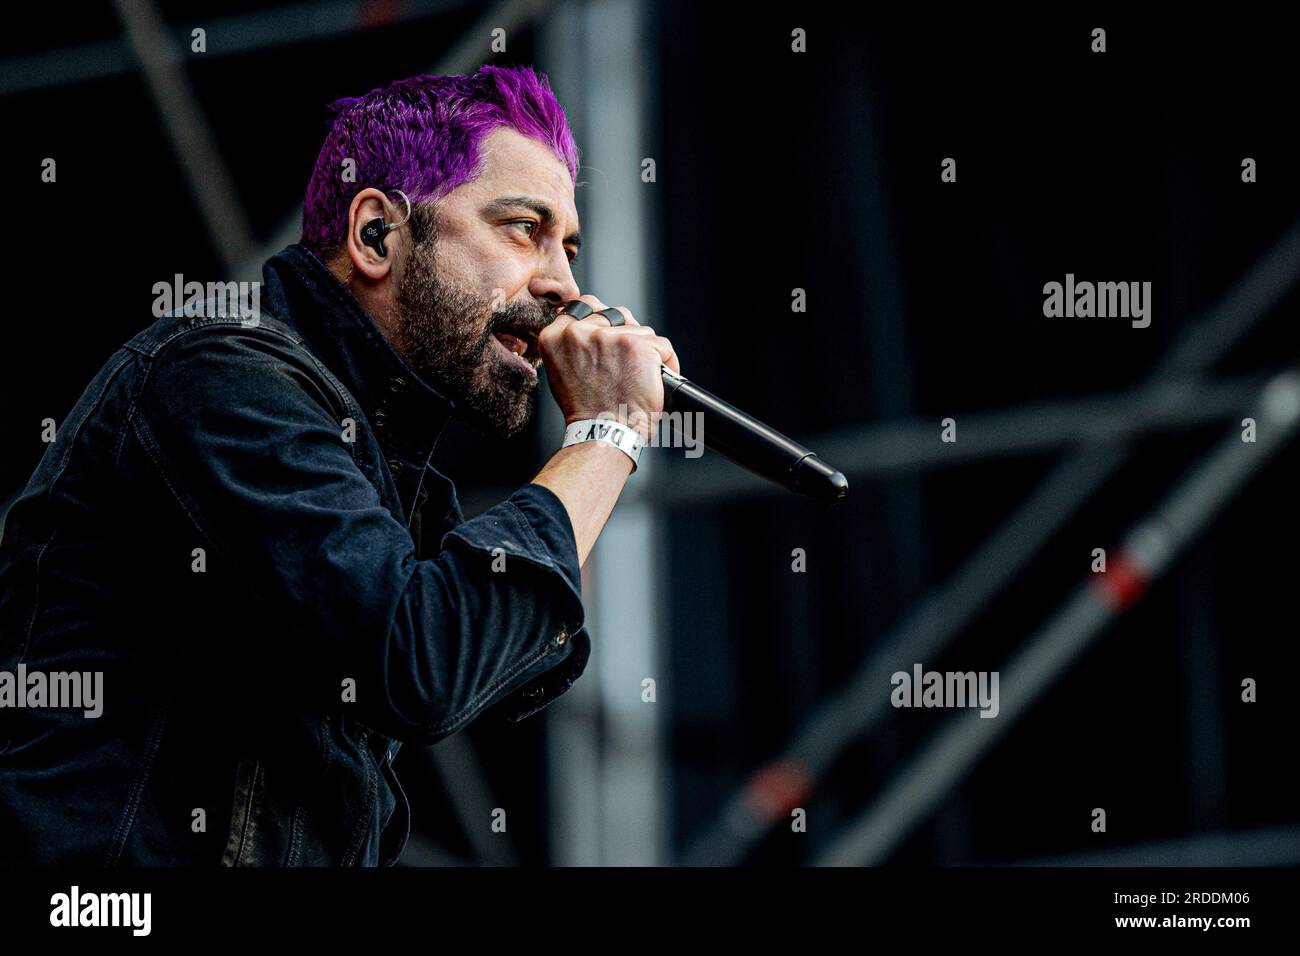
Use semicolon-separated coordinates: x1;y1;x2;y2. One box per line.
562;419;645;472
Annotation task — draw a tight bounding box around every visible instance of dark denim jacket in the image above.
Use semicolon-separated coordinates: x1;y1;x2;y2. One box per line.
0;244;590;866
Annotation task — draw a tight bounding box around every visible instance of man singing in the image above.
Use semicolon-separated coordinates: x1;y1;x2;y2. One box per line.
0;65;677;865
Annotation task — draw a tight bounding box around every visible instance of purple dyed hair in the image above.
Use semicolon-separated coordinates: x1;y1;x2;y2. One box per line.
300;65;580;257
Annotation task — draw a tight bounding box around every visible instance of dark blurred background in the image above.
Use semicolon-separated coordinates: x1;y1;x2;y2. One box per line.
2;2;1297;866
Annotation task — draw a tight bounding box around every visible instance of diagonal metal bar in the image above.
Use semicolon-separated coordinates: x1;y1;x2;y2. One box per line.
112;0;256;273
682;215;1300;865
814;365;1300;865
1003;824;1300;866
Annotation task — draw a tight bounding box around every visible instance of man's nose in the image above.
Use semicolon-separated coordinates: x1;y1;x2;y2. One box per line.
530;255;581;307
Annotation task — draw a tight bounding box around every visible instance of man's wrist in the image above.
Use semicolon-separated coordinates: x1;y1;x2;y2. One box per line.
552;436;635;477
564;406;654;443
561;418;646;472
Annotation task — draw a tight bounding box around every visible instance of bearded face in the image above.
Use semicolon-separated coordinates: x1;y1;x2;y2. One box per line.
392;208;554;439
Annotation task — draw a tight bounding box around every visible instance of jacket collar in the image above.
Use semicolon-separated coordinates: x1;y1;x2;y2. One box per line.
259;244;458;468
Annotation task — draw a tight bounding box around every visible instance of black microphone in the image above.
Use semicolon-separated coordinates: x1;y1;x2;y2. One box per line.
660;365;849;503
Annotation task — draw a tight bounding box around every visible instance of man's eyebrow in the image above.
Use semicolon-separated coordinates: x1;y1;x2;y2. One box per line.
482;195;581;250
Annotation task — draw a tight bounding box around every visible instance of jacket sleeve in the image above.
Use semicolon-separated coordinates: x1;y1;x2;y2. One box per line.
129;325;588;744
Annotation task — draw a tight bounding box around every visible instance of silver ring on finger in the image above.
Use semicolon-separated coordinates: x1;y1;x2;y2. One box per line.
596;307;626;327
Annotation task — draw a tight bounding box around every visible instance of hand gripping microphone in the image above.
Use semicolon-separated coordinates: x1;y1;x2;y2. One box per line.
660;364;849;503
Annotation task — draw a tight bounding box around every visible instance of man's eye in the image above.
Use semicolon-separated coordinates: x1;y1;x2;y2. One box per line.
510;220;538;239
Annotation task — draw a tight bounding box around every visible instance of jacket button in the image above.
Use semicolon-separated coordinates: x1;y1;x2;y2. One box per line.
373;408;389;431
387;458;404;479
389;375;408;394
523;684;544;702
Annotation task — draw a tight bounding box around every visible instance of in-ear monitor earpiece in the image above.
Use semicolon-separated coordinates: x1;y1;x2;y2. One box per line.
360;189;412;257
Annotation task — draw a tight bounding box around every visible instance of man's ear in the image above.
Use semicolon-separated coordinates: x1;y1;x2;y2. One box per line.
343;188;406;281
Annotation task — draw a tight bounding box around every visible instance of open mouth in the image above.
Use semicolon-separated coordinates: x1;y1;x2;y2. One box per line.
491;328;541;374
